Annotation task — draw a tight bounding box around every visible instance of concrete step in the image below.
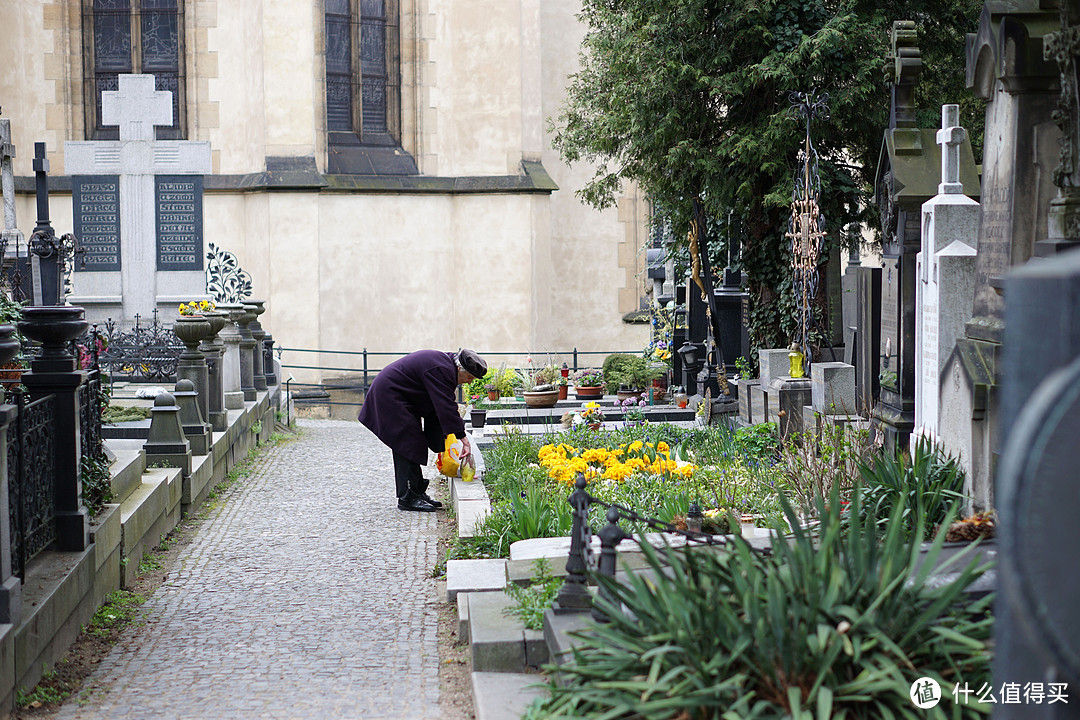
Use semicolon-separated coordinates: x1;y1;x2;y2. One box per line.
472;672;548;720
467;591;548;673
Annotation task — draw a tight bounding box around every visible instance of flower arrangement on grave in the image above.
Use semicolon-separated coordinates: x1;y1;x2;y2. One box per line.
571;369;603;387
644;300;676;368
620;395;647;424
560;401;605;429
178;300;215;316
538;438;695;485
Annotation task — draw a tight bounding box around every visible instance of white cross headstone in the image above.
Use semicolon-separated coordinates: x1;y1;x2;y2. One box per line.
916;104;979;441
936;104;965;195
65;74;211;324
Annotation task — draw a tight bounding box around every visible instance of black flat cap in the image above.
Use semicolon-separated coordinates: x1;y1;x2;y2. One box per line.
457;349;487;379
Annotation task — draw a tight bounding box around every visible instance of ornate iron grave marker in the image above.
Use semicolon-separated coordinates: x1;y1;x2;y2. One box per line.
784;91;829;369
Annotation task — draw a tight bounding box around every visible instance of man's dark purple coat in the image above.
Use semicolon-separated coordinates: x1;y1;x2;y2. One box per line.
358;350;467;465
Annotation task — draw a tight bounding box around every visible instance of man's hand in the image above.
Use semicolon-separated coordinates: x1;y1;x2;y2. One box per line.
459;434;472;460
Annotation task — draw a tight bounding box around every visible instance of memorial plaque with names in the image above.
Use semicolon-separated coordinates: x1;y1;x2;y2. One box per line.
156;175;203;271
73;175;121;271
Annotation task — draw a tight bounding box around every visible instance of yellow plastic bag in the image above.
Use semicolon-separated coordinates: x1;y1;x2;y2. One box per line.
436;433;476;480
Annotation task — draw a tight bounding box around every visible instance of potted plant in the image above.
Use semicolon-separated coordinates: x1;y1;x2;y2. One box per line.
571;369;604;399
485;382;500;402
603;353;661;397
557;376;568;401
518;367;559;408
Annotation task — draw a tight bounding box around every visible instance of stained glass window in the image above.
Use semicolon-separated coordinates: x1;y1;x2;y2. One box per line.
325;0;399;146
85;0;185;140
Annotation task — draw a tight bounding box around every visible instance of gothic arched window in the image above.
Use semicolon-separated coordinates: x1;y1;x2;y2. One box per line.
83;0;185;140
325;0;415;175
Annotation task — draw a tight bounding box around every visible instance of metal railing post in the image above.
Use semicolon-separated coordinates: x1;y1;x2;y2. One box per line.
363;347;369;388
555;473;592;612
573;347;579;372
592;506;629;623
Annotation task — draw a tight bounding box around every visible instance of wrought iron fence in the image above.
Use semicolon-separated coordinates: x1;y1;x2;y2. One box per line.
79;366;104;463
92;313;183;382
559;473;771;622
8;389;56;578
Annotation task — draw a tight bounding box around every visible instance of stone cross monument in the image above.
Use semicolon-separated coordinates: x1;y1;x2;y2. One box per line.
915;105;979;443
0;118;20;258
65;74;211;324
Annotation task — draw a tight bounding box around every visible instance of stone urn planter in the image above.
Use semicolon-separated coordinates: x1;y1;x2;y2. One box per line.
523;389;559;408
19;306;88;371
173;315;212;353
574;385;603;400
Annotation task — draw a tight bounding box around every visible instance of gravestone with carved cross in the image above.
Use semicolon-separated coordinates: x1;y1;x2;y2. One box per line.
65;74;211;325
915;105;979;445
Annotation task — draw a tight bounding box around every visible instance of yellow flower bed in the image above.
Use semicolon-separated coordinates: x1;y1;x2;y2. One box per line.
538;440;695;486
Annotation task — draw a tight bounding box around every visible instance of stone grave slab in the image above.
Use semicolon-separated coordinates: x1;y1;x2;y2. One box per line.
468;591;528;672
446;558;507;602
757;349;790;386
471;672;549;720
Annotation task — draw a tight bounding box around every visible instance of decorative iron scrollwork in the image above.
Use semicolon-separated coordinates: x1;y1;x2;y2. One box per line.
205;242;253;304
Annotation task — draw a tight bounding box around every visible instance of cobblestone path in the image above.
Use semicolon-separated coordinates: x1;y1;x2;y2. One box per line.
57;419;442;720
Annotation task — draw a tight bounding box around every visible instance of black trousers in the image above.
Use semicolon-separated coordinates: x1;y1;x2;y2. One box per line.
392;452;429;500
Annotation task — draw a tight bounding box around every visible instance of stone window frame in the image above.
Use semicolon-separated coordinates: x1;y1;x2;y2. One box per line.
80;0;188;141
321;0;418;175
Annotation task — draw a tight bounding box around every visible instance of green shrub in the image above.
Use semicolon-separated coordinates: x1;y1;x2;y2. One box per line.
601;353;659;392
526;490;993;719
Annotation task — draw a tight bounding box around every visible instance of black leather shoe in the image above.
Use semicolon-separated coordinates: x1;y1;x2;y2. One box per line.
421;493;443;508
398;496;437;512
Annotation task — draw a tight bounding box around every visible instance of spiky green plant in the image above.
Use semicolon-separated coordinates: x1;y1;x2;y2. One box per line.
525;489;993;719
858;435;968;540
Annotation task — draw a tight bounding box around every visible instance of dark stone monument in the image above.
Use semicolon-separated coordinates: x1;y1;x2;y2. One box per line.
874;21;982;451
72;176;122;271
995;246;1080;719
854;266;881;414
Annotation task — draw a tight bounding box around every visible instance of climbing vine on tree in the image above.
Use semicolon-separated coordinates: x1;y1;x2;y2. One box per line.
551;0;981;365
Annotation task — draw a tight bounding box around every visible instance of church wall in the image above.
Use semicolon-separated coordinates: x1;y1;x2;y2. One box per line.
206;0;266;174
538;0;650;356
2;3;54;175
